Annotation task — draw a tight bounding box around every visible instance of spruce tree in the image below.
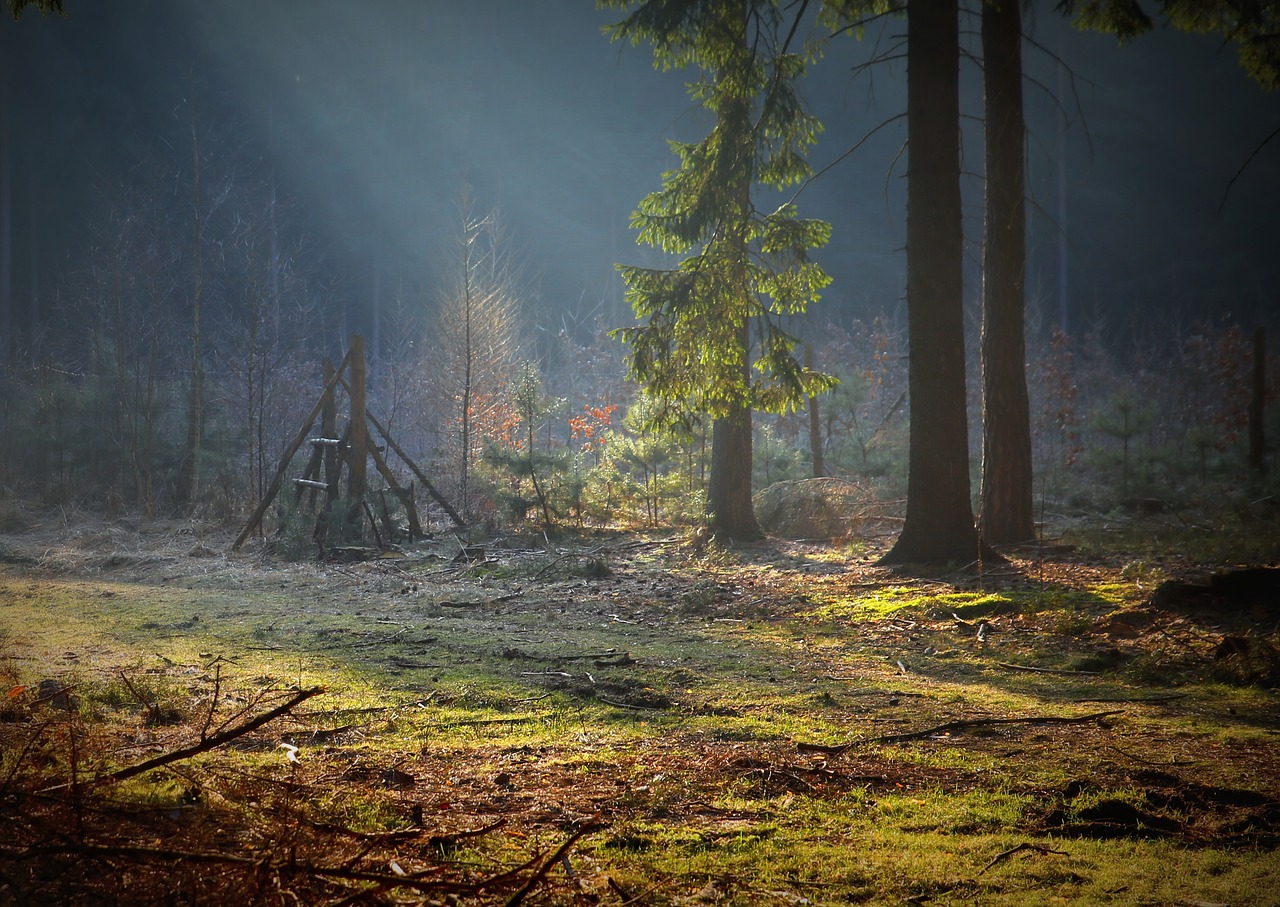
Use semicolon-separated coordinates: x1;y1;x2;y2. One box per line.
603;0;835;540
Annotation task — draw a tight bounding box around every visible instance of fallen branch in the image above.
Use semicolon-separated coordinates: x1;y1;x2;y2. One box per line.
503;821;606;907
1071;693;1184;704
533;548;605;579
44;687;323;791
995;662;1100;676
979;842;1068;874
427;817;507;850
435;713;550;728
597;696;664;712
554;650;633;664
295;693;439;719
309;627;421;651
796;709;1124;756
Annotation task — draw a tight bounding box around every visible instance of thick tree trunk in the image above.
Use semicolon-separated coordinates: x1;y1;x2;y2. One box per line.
880;0;983;566
709;321;760;541
979;0;1035;545
807;344;825;477
709;404;759;540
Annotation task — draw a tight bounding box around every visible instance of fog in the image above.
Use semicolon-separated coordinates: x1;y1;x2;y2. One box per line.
2;0;1278;352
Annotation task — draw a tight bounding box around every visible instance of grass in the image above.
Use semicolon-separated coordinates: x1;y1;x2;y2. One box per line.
0;521;1276;905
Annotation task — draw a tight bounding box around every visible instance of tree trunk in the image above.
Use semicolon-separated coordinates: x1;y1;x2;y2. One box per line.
709;405;759;540
807;343;825;477
1250;326;1267;476
880;0;982;566
179;123;205;512
709;321;760;541
0;48;11;367
978;0;1035;545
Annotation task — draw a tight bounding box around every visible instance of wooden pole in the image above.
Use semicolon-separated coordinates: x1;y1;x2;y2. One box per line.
231;348;353;550
367;433;424;540
365;408;466;529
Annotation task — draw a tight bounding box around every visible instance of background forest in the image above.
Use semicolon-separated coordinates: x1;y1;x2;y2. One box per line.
0;0;1277;542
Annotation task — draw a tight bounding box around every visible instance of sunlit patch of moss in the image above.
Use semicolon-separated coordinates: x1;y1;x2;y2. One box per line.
1089;580;1149;604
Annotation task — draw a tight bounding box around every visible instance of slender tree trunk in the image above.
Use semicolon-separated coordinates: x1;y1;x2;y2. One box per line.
0;55;11;366
460;250;473;523
1250;326;1267;476
979;0;1035;545
180;125;205;512
880;0;983;566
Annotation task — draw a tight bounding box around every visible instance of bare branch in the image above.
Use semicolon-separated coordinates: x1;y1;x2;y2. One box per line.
43;686;323;791
787;112;907;205
1218;122;1280;213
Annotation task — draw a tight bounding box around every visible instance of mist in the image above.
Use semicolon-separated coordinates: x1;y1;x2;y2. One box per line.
3;0;1274;355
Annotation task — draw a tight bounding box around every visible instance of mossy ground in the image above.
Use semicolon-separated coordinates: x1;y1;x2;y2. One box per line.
0;513;1276;904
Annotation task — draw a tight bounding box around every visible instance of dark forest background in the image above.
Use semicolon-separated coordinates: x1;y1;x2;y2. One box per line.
1;0;1276;533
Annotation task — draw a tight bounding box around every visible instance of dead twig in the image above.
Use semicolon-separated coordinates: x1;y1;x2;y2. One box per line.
503;821;606;906
555;650;633;664
979;841;1068;874
1108;744;1197;766
796;709;1124;756
427;817;507;849
598;697;664;712
435;713;550;728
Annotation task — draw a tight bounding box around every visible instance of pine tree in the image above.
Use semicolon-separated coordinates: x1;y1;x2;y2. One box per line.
603;0;835;540
877;0;985;565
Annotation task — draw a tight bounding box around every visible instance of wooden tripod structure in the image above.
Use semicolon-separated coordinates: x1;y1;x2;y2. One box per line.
232;335;463;552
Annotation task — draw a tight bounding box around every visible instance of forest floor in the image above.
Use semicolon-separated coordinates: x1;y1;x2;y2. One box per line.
0;505;1277;906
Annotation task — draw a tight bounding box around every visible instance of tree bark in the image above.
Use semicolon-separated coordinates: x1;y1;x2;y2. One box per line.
1249;326;1267;476
880;0;983;566
709;405;759;540
807;343;825;477
709;321;760;541
179;123;205;512
978;0;1035;545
